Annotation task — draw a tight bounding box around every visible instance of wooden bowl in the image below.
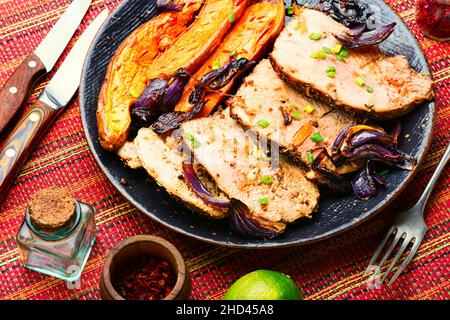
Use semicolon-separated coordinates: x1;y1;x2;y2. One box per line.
99;235;191;300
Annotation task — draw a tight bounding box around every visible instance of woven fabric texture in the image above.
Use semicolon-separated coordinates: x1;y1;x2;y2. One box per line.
0;0;449;300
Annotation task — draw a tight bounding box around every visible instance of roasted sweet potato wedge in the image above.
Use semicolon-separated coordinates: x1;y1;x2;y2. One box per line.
98;0;249;151
97;0;204;151
175;0;285;117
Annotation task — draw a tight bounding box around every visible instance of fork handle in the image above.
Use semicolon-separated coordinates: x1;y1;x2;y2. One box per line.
416;141;450;212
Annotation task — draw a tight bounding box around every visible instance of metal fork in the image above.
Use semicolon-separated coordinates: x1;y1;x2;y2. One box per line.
367;141;450;284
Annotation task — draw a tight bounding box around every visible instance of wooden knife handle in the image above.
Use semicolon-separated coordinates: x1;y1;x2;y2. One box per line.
0;100;59;203
0;53;46;133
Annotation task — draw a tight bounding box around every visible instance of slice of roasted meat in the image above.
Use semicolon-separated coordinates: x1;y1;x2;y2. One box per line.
229;59;360;174
270;8;434;120
134;128;228;219
181;109;320;229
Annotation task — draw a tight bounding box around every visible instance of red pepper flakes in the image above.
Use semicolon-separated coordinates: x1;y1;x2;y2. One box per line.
113;255;176;300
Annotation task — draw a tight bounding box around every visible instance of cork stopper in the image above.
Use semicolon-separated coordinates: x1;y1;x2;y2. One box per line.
28;187;76;231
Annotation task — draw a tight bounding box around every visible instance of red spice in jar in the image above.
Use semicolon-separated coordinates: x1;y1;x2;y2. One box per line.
113;255;176;300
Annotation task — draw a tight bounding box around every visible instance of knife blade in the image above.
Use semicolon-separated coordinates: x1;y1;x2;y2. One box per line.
0;9;109;203
0;0;92;134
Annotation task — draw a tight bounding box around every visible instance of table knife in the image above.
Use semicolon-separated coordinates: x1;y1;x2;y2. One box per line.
0;0;92;134
0;9;109;203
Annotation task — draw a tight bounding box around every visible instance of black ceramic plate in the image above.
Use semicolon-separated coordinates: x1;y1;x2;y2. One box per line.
80;0;435;248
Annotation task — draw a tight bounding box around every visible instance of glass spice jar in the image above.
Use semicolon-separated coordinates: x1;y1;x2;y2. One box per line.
16;188;96;282
416;0;450;41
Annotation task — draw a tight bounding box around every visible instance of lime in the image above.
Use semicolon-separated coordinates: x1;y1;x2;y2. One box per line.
224;270;303;300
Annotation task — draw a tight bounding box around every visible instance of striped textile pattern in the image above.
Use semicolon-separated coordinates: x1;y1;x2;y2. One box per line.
0;0;449;300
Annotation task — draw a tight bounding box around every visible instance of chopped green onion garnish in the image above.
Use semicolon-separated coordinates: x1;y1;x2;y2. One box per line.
308;33;322;40
292;109;301;120
326;67;336;73
307;151;314;164
295;22;302;30
327;71;336;78
310;52;319;59
335;54;345;62
211;60;221;70
229;10;235;23
331;44;342;54
185;132;201;148
257;119;270;128
287;104;295;110
322;47;332;54
236;54;243;60
318;50;327;59
366;85;374;93
355;76;366;87
261;175;273;185
378;169;390;176
340;48;349;57
310;132;324;143
304;104;314;113
258;197;269;205
286;6;294;15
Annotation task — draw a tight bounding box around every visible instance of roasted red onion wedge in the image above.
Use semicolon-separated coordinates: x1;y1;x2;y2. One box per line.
131;69;190;130
352;161;386;200
189;57;256;105
344;144;416;170
182;161;230;209
156;0;183;11
131;78;168;128
311;148;352;194
335;22;396;48
347;130;395;149
229;199;285;239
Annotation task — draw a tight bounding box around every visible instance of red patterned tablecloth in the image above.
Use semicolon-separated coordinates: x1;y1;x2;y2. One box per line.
0;0;449;300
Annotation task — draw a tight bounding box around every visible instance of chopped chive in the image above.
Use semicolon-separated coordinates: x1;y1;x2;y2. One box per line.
292;109;301;120
295;22;302;30
257;119;270;128
307;151;314;164
308;33;322;40
236;54;243;60
318;50;327;59
335;54;345;62
261;175;273;185
326;67;336;73
310;52;319;59
287;104;295;110
286;6;294;15
310;132;324;143
378;169;390;176
355;76;366;87
331;43;342;54
366;85;374;93
211;60;221;70
340;48;349;57
326;71;336;78
229;10;235;23
258;197;269;205
322;46;332;54
304;104;314;113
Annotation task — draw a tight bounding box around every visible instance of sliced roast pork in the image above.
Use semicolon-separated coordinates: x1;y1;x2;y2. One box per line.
229;59;360;174
134;128;228;219
181;109;320;227
270;9;434;119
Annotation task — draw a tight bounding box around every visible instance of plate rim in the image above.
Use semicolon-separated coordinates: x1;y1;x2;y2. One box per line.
79;0;436;248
